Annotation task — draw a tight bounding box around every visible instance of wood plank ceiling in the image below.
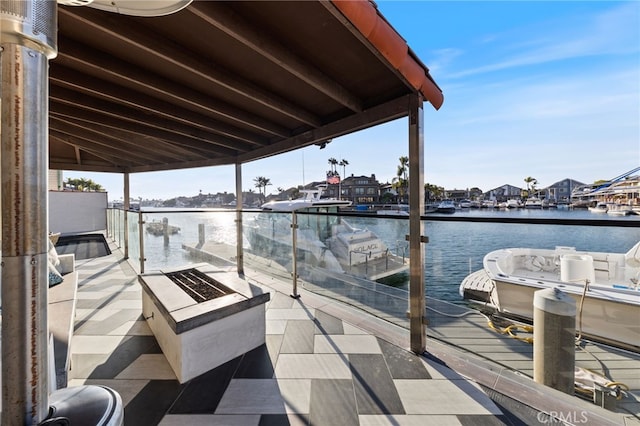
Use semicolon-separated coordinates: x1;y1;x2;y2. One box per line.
50;0;443;174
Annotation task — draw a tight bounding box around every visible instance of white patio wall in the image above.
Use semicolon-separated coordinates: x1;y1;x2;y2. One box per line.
49;191;108;234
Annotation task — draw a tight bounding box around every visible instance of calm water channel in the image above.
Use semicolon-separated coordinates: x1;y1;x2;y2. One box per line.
138;208;640;304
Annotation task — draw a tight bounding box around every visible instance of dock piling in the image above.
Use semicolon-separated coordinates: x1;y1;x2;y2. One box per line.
533;287;576;395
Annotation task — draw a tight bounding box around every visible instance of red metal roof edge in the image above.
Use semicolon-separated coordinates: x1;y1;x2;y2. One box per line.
331;0;444;110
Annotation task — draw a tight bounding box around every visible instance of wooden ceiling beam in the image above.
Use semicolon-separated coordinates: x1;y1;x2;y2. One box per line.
50;103;213;161
188;2;363;113
50;113;206;163
50;132;140;167
238;95;410;163
49;85;246;157
56;36;290;139
49;66;263;149
50;119;179;165
58;6;324;128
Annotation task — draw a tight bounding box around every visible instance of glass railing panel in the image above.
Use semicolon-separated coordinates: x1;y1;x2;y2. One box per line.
424;218;640;309
117;209;126;248
117;209;125;248
106;208;113;241
108;206;639;337
295;212;411;328
106;208;120;247
127;210;141;273
241;210;296;282
139;209;239;272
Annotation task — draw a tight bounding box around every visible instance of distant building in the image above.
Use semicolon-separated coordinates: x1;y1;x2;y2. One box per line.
379;183;398;202
445;187;483;202
268;174;594;208
483;184;522;202
538;178;584;202
327;174;381;204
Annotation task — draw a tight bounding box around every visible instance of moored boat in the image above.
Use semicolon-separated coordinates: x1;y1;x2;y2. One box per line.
435;200;456;213
460;242;640;351
524;197;543;209
607;203;633;216
248;187;408;281
506;199;522;209
588;202;609;214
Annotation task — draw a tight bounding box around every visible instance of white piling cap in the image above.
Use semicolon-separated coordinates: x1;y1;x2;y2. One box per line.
533;287;576;316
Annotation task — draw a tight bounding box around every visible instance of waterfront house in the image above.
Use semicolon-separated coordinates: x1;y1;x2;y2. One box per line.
542;178;585;203
332;174;382;204
483;184;524;203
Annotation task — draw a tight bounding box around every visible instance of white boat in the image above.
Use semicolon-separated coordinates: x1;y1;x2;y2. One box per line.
248;187;408;281
460;242;640;351
435;200;456;213
606;203;633;216
458;199;472;209
588;202;609;213
524;197;543;209
505;199;522;209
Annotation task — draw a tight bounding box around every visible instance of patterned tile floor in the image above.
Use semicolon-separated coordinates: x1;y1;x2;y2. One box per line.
67;244;516;425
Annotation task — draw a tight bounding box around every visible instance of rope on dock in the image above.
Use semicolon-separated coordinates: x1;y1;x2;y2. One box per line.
483;312;632;403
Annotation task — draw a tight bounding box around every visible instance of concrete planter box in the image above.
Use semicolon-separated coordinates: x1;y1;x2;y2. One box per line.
139;263;270;383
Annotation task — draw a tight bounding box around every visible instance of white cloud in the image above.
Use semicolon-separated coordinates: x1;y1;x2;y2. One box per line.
447;2;639;79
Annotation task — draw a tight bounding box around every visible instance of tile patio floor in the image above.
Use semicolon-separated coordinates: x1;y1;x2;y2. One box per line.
66;242;518;426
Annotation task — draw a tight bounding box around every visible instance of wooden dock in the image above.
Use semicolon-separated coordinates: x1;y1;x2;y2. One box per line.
182;240;640;418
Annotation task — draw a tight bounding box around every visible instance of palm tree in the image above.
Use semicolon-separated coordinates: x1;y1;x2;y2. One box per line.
338;159;349;199
327;157;338;175
338;159;349;176
398;156;409;182
424;183;443;202
392;156;409;203
65;177;104;192
524;176;538;196
253;176;271;203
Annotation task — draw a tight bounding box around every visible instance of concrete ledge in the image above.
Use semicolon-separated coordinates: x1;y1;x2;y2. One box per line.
139;263;270;383
48;264;78;389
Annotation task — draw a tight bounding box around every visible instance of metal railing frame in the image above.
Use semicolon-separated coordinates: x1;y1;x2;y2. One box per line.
106;206;639;345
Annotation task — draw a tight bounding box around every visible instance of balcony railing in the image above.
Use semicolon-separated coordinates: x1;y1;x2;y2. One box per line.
106;207;640;332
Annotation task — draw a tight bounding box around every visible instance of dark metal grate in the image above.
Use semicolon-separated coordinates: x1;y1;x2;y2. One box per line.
164;268;235;303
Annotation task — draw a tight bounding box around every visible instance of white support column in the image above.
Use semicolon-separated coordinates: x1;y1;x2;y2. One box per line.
408;94;426;353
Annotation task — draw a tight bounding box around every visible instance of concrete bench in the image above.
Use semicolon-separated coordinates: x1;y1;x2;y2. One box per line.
48;253;78;390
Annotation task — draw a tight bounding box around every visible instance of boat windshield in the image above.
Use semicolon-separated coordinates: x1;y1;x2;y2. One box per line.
298;206;340;241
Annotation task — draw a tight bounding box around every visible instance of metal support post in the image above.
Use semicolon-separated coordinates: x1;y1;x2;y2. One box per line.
123;172;130;259
138;211;145;274
408;94;426;354
291;212;300;298
1;1;57;421
235;163;244;275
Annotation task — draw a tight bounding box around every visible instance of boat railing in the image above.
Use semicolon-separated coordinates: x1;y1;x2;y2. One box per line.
349;249;370;273
106;207;640;333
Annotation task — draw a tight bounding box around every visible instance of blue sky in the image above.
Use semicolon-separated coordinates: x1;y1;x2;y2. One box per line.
66;1;640;201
